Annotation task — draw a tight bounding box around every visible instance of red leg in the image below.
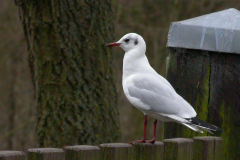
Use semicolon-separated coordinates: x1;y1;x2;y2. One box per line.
147;119;157;144
130;115;147;144
142;115;147;141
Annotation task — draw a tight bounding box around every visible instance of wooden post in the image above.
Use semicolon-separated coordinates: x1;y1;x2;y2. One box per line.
99;143;132;160
193;136;222;160
132;142;164;160
213;137;223;160
208;53;239;159
165;8;240;159
28;148;64;160
163;138;193;160
0;151;25;160
65;145;100;160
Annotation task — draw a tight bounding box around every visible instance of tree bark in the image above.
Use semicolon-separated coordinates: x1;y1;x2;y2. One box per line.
7;56;18;150
16;0;120;147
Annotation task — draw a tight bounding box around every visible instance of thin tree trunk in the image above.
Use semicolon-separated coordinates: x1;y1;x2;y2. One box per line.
7;57;17;150
16;0;120;147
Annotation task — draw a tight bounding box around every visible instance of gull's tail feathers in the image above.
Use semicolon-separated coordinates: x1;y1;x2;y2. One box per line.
185;117;223;133
160;114;223;134
181;123;203;133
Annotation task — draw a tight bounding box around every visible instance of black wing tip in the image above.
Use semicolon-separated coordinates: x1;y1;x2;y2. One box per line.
211;127;223;133
185;117;223;133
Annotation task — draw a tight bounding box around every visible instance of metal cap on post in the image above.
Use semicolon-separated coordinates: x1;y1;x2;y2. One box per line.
168;8;240;54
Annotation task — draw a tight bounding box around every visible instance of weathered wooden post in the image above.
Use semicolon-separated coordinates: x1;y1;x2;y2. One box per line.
0;151;25;160
132;142;164;160
163;138;193;160
165;8;240;159
193;136;222;160
65;145;100;160
99;143;132;160
28;148;64;160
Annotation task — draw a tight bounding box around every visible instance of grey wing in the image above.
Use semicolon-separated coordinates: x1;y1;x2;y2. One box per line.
128;74;196;118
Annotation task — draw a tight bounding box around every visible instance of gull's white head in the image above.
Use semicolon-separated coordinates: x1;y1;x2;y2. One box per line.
106;33;146;53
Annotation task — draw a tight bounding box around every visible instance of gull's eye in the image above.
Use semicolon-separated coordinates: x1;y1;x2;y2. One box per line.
124;39;130;43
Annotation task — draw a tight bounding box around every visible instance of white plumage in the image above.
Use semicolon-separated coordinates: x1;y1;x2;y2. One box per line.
107;33;222;143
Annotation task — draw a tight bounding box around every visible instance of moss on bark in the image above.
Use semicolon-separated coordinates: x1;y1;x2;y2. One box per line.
16;0;120;147
165;48;211;138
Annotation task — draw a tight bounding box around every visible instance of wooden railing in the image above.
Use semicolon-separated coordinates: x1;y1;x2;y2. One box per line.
0;136;222;160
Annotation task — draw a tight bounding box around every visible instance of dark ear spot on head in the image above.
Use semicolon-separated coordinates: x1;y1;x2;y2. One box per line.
134;39;138;45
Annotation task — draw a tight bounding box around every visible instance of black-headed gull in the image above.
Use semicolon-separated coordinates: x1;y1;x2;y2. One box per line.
107;33;223;144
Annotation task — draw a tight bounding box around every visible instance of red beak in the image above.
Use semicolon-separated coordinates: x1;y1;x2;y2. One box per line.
106;42;121;47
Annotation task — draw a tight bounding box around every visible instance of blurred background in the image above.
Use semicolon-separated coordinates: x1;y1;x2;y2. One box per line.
1;0;240;151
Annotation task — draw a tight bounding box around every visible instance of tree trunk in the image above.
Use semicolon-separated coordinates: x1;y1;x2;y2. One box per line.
16;0;120;147
7;56;18;150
